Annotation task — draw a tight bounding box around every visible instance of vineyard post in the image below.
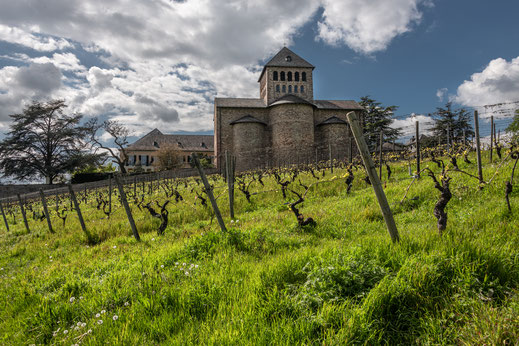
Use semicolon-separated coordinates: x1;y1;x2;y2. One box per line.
192;153;227;232
378;130;383;179
329;143;333;173
17;194;30;233
474;110;484;185
114;175;140;241
55;191;59;212
0;200;9;232
39;189;54;234
416;120;421;178
498;129;501;142
349;137;353;163
346;111;400;243
133;176;136;196
447;125;450;151
108;176;112;214
68;184;92;241
225;151;235;219
463;129;466;147
490;115;494;163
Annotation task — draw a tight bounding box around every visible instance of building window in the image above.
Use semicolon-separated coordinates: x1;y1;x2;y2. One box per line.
280;71;285;81
276;85;280;92
294;85;298;93
295;72;299;81
301;85;305;93
282;85;286;93
302;72;307;81
287;72;292;81
288;85;292;93
273;71;278;81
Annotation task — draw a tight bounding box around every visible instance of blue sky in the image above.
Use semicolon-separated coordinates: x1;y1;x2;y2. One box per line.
0;0;518;142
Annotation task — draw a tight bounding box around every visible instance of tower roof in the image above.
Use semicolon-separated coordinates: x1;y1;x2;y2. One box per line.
258;47;314;82
269;94;315;107
229;115;267;125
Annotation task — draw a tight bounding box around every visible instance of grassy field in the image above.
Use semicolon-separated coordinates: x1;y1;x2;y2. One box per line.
1;151;519;345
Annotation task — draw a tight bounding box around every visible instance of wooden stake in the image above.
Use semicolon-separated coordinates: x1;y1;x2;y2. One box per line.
192;153;227;232
0;201;10;232
114;175;140;241
68;184;92;241
378;130;383;179
349;137;353;163
490;115;494;163
346;112;400;243
474;110;484;185
39;189;54;233
17;194;30;233
416;121;420;178
226;151;235;219
108;176;112;214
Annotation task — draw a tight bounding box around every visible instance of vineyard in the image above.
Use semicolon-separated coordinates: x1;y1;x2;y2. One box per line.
1;140;519;344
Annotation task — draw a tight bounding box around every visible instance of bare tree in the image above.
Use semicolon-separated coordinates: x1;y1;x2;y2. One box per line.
85;119;130;174
155;144;183;170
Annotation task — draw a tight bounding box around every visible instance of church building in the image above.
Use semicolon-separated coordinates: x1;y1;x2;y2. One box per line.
214;47;363;171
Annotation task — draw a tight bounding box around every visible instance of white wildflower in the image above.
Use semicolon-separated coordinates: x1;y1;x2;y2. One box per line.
151;238;155;241
87;329;92;334
95;313;100;318
63;330;68;334
69;297;75;303
113;245;117;249
97;320;103;325
101;310;106;314
185;271;189;276
124;302;129;307
113;315;118;321
160;265;164;268
77;322;82;327
81;322;86;327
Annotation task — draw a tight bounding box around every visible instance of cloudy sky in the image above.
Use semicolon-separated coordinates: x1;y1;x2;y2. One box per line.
0;0;518;141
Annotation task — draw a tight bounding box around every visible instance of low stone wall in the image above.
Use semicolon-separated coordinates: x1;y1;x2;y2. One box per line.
0;184;65;198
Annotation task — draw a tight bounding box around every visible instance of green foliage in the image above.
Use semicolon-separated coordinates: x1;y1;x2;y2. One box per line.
506;109;519;141
1;151;519;344
358;96;402;151
430;102;474;144
0;100;104;184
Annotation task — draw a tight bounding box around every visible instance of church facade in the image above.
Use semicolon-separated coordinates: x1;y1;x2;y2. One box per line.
214;47;363;171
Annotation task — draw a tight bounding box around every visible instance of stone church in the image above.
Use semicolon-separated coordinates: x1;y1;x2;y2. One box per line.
214;47;363;171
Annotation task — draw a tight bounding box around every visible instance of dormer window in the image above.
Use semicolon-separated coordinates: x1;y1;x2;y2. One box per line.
285;55;292;62
153;141;160;148
177;141;183;148
201;142;207;148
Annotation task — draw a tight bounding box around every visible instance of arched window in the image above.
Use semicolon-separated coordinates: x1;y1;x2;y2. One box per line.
288;85;292;93
301;85;305;93
287;72;292;81
276;85;280;92
295;72;299;81
294;85;298;93
282;85;286;93
273;71;278;81
302;72;307;81
280;71;285;81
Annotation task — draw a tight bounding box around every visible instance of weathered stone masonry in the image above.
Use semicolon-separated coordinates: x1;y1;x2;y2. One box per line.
214;47;363;171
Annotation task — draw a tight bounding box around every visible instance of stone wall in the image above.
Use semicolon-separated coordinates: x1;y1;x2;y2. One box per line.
0;184;65;199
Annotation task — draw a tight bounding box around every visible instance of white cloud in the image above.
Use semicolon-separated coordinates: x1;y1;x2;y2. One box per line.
317;0;426;54
0;0;433;137
455;57;519;108
0;24;71;51
436;88;447;102
391;113;435;137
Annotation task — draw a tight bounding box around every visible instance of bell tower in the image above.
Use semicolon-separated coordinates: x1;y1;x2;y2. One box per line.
258;47;315;105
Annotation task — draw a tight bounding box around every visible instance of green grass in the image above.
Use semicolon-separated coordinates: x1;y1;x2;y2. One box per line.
1;151;519;345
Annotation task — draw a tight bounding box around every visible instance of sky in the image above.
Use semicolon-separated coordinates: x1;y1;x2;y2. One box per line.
0;0;518;143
